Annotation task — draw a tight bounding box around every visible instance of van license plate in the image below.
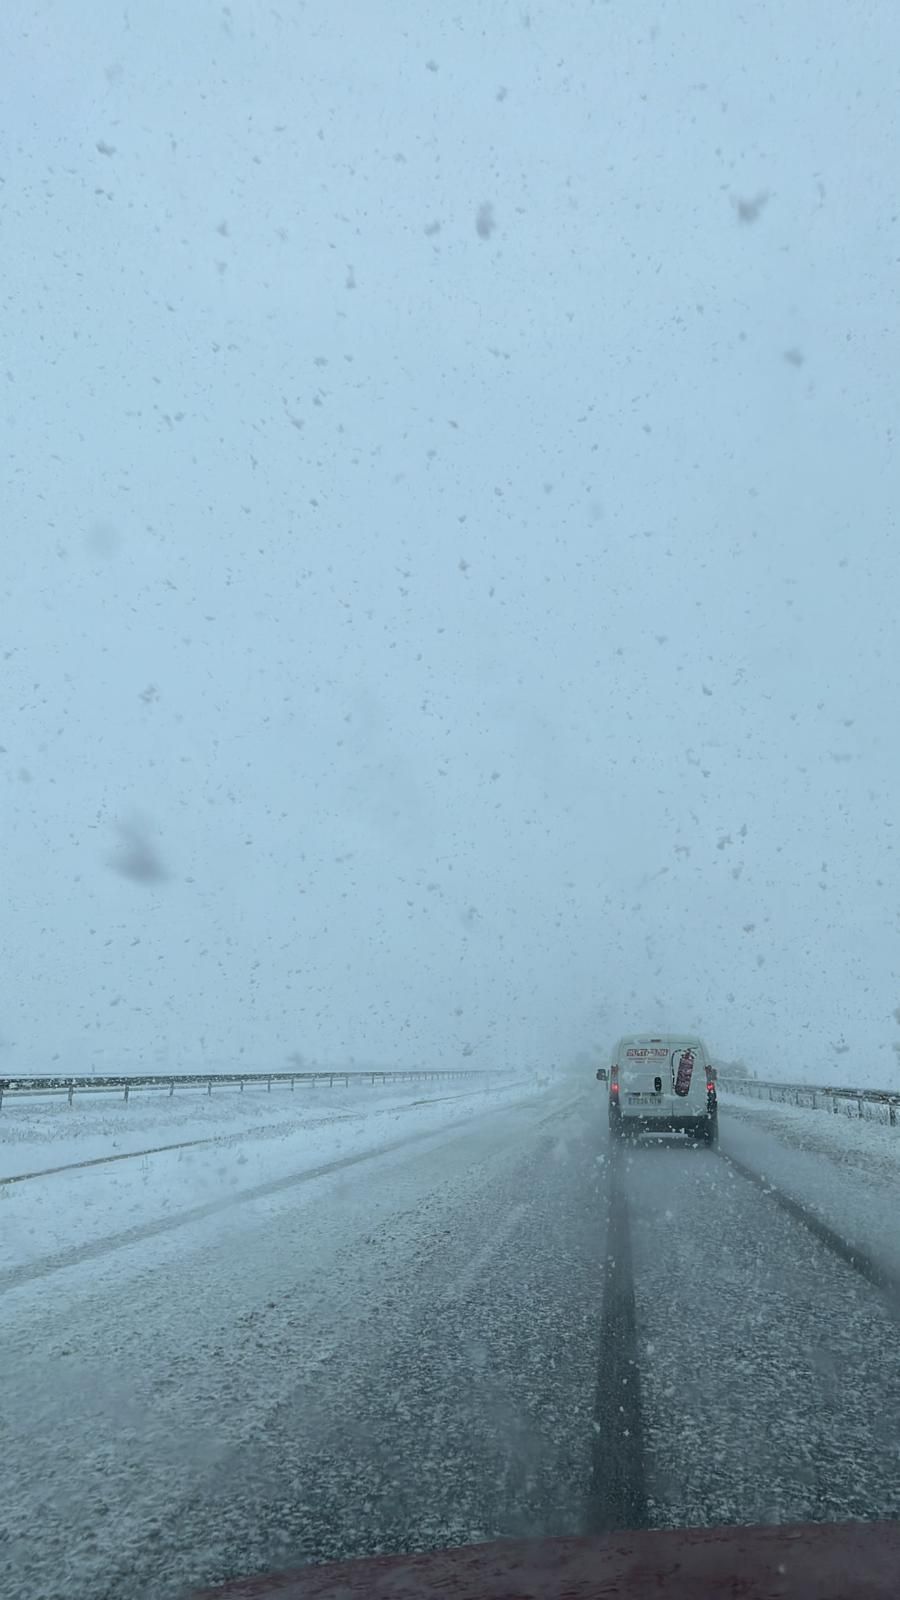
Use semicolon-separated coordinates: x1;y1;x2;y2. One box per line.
629;1092;661;1103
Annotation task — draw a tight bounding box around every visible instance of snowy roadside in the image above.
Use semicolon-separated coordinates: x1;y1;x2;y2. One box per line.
718;1090;900;1176
0;1075;523;1179
0;1074;538;1279
718;1091;900;1278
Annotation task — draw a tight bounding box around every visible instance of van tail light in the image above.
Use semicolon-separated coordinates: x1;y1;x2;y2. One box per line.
610;1067;619;1097
707;1080;716;1094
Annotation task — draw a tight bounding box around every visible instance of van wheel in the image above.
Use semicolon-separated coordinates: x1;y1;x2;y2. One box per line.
608;1111;623;1139
701;1115;719;1147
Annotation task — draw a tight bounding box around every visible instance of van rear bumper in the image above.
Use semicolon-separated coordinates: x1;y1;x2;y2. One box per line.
613;1110;714;1133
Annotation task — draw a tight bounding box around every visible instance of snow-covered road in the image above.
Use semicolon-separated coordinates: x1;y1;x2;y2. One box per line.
2;1081;898;1600
0;1077;533;1289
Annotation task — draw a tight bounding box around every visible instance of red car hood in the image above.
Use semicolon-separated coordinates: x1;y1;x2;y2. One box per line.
192;1520;900;1599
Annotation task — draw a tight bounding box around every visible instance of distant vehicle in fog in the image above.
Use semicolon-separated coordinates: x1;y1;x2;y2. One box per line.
597;1034;718;1145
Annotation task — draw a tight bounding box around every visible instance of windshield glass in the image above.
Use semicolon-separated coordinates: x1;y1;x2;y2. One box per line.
3;4;899;1598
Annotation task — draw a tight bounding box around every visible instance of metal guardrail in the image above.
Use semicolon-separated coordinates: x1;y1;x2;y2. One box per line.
718;1077;900;1128
0;1069;495;1111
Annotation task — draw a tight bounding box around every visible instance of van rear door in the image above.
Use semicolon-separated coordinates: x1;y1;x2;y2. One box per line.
619;1041;673;1117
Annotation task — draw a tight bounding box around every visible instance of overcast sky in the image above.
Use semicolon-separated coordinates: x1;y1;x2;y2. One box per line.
3;1;899;1080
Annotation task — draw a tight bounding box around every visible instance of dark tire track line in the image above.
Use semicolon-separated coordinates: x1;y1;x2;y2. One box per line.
583;1141;648;1534
0;1132;266;1187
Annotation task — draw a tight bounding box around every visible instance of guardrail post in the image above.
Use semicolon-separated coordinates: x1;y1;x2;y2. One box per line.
169;1080;175;1097
891;1103;897;1126
123;1083;129;1103
290;1075;295;1091
68;1084;74;1107
267;1077;272;1093
240;1078;244;1092
208;1079;212;1097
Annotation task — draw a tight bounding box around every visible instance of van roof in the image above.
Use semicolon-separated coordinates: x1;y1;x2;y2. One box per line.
614;1033;707;1052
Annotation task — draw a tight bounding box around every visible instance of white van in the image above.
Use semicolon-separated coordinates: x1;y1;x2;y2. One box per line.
598;1034;718;1144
